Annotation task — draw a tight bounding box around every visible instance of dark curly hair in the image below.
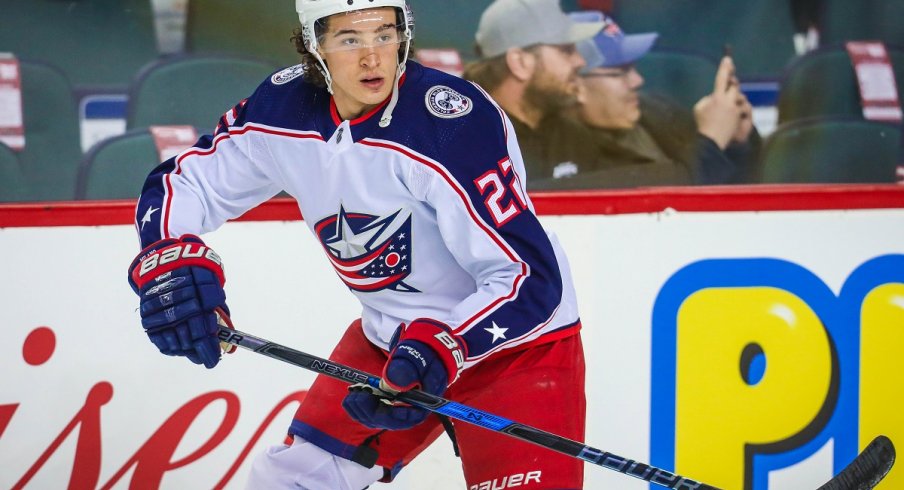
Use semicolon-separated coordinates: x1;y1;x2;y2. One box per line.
462;55;511;94
289;8;414;88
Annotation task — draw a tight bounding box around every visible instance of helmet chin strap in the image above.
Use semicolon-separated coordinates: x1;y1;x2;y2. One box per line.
379;39;411;128
312;50;335;94
378;64;404;128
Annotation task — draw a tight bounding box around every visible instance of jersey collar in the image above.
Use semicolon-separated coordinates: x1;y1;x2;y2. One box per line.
329;72;408;127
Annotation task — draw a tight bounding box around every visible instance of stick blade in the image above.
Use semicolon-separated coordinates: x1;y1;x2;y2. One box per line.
818;435;896;490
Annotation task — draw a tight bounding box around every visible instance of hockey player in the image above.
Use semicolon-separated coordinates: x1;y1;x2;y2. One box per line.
127;0;598;488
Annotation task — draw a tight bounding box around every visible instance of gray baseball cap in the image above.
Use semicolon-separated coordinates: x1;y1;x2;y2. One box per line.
475;0;604;58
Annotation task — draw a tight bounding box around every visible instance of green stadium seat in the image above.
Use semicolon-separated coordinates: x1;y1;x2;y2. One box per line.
186;0;301;67
637;50;718;109
777;46;904;124
0;0;158;90
0;143;28;203
18;60;82;201
76;129;180;200
613;0;797;79
760;117;901;183
821;0;904;47
184;0;572;64
127;54;278;131
407;0;494;59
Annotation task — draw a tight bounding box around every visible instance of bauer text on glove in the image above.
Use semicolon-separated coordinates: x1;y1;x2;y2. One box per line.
128;235;229;369
342;319;466;429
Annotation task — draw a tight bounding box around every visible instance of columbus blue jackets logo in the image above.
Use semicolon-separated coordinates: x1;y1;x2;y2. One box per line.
425;85;473;119
271;64;305;85
315;206;418;293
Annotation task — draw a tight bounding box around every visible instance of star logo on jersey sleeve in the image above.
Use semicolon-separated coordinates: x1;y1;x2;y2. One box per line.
485;322;509;343
140;206;159;231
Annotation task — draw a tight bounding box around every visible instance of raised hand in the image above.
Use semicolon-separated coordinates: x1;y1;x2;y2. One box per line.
694;56;750;149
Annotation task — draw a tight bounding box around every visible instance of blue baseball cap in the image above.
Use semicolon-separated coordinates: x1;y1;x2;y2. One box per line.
570;11;658;71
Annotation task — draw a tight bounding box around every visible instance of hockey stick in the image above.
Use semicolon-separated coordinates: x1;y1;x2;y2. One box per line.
217;326;895;490
217;326;713;489
817;435;895;490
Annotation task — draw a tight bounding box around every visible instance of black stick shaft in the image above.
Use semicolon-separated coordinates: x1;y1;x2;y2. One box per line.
218;326;895;489
217;326;718;490
817;435;895;490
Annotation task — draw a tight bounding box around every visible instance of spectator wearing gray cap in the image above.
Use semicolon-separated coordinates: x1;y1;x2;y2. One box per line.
464;0;603;172
530;12;762;190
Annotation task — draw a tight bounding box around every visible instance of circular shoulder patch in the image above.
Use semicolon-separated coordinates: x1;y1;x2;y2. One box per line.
425;85;473;119
271;64;306;85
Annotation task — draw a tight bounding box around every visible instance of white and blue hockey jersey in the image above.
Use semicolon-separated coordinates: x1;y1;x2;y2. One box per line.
134;61;580;369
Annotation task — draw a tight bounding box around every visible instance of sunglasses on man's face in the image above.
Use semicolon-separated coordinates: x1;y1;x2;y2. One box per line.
581;64;637;79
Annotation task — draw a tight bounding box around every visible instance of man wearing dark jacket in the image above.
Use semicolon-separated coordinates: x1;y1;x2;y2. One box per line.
528;12;761;190
464;0;602;175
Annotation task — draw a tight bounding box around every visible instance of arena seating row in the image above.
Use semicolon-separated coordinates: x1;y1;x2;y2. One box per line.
9;61;82;202
2;56;275;202
3;44;902;203
4;0;901;91
761;118;901;184
0;0;160;90
73;127;195;200
0;0;902;202
612;0;904;79
66;115;901;202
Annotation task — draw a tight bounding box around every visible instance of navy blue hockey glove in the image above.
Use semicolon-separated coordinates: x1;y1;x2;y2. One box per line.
128;235;230;369
342;319;466;430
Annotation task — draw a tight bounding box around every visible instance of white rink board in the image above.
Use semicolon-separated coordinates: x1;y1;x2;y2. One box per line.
1;207;903;490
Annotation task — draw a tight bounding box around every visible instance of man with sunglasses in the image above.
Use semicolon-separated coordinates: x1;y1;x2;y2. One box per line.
127;0;589;488
464;0;604;173
529;12;761;189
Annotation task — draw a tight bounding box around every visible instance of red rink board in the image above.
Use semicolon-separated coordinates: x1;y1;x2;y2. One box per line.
1;184;903;227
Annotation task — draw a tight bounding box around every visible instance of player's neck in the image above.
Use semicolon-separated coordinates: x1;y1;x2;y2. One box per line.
330;70;404;122
332;94;380;121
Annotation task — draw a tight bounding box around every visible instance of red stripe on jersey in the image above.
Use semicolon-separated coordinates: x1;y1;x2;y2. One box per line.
357;138;528;333
161;124;323;239
358;140;521;264
314;213;371;235
232;124;325;140
163;174;175;239
466;304;561;362
340;272;406;291
329;73;408;126
327;241;391;272
330;97;391;126
470;321;581;363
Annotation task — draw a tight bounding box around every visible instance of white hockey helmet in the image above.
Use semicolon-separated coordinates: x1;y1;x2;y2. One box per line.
296;0;414;55
295;0;415;126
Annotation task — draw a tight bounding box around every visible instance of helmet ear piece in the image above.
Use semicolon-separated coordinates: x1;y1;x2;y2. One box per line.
301;21;317;53
403;2;415;40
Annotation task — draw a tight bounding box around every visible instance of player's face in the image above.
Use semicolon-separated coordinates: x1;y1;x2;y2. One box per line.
577;65;644;129
319;8;402;120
